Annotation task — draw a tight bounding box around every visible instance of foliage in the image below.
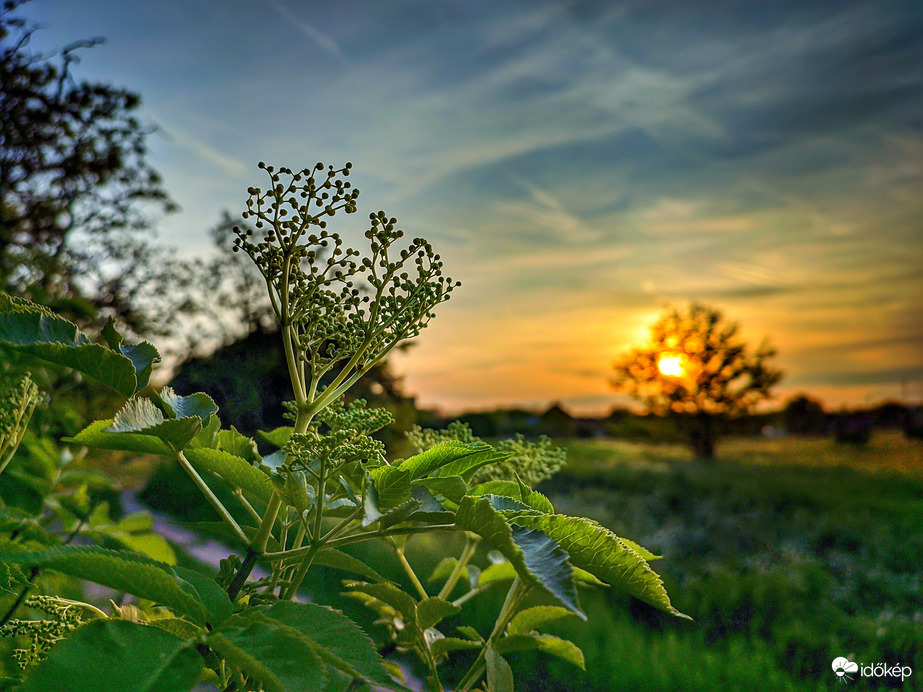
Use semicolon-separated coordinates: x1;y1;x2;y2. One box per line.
612;303;782;458
0;0;203;343
0;162;685;691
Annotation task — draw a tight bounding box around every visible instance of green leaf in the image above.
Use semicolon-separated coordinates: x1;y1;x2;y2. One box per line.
253;602;407;690
173;565;233;626
399;441;495;480
469;480;554;513
428;557;464;584
495;633;585;669
313;549;389;583
507;606;575;636
413;475;467;503
454;496;584;620
18;620;203;692
457;625;484;642
209;612;327;692
369;465;412;510
259;426;293;449
485;646;514;692
105;398;202;451
508;513;688;619
619;537;661;561
216;426;261;462
64;419;173;456
417;597;460;630
430;637;482;658
154;387;218;422
0;546;212;624
101;318;160;393
429;442;512;481
343;581;418;625
184;447;275;504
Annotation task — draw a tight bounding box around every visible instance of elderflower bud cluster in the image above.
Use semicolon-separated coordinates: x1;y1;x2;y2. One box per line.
232;163;459;382
0;596;86;669
407;422;567;486
282;400;391;473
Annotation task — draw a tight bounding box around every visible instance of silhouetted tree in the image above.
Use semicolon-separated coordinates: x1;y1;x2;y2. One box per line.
783;394;827;436
0;0;184;338
612;303;782;458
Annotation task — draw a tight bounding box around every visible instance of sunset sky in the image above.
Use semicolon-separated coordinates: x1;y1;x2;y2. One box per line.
29;0;923;414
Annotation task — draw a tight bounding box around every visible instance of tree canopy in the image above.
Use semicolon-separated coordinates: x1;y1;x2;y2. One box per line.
612;303;782;458
0;0;179;336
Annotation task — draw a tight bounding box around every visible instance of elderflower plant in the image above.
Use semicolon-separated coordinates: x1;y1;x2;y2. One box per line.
233;162;458;424
407;421;567;486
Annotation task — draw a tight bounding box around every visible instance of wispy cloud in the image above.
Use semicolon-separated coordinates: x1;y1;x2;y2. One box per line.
260;0;347;63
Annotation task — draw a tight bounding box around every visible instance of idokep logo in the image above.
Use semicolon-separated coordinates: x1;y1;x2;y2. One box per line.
832;657;858;682
832;657;913;683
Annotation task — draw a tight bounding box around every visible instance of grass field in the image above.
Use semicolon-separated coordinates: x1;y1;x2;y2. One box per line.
499;431;923;691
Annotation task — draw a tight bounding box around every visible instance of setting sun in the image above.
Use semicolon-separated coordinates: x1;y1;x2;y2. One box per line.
658;355;686;377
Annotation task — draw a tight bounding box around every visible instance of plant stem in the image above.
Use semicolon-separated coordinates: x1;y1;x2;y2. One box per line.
456;577;526;692
176;451;248;544
390;538;428;600
438;534;479;600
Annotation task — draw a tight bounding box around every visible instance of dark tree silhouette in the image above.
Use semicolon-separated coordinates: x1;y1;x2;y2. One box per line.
0;0;182;337
783;394;827;436
612;303;782;458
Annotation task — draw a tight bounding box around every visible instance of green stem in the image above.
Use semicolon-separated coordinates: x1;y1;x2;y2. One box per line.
176;452;249;544
390;539;428;600
438;534;480;600
456;577;526;692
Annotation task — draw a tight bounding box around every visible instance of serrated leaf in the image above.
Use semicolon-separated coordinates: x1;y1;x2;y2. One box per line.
187;413;221;449
253;602;407;690
619;537;661;561
280;470;312;513
18;620;203;692
469;480;553;513
105;398;202;451
417;597;460;630
65;419;173;455
313;549;389;583
509;513;688;619
486;646;514;692
217;426;260;462
154;387;218;422
496;633;585;669
184;447;274;504
430;637;482;657
454;496;584;620
101;318;160;394
0;297;157;398
399;441;493;480
430;442;512;481
507;606;575;636
370;465;412;510
413;475;467;503
457;625;484;642
209;612;327;692
0;546;212;624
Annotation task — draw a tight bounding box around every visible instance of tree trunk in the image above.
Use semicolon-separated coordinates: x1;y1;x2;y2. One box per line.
690;414;716;459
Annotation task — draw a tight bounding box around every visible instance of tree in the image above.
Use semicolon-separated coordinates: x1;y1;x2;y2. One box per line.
783;394;826;436
612;303;782;458
0;0;181;338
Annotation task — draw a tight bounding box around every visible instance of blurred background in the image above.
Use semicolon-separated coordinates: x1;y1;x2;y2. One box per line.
3;0;921;689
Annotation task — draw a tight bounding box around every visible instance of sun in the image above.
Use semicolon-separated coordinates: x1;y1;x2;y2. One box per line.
657;354;686;377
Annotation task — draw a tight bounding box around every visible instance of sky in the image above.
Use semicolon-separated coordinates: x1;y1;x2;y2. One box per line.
26;0;923;414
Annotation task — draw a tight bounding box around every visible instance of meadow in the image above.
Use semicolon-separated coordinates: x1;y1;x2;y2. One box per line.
504;432;923;691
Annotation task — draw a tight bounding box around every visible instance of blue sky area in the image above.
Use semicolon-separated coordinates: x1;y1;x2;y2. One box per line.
26;0;923;413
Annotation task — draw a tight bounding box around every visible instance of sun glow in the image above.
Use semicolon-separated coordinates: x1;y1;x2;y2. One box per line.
658;354;686;377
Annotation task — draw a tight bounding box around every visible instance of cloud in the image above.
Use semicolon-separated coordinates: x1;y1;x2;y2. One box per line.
260;0;347;62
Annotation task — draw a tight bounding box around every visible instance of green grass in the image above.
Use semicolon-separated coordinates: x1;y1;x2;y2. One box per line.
514;431;923;690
